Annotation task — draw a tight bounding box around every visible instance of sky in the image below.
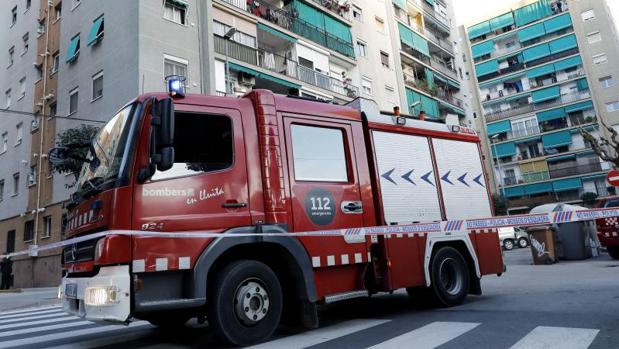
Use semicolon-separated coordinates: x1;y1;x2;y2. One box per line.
453;0;619;27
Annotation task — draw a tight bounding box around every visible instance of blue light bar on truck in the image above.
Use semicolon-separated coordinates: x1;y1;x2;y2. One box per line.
165;75;186;98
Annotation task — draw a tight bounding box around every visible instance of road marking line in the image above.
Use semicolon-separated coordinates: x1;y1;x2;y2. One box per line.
0;312;75;325
0;305;61;316
367;321;480;349
0;316;78;330
0;322;151;349
509;326;599;349
246;319;390;349
0;308;65;320
0;320;92;338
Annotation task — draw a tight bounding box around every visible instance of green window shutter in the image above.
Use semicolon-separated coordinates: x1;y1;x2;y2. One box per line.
471;40;494;59
167;0;188;8
66;35;80;63
543;13;572;34
294;1;325;30
522;43;551;63
536;107;566;122
475;60;499;77
527;63;555;79
576;78;589;91
425;0;435;5
399;23;429;56
490;12;515;31
257;23;297;43
87;17;104;46
492;142;517;158
504;186;525;198
549;34;578;54
514;0;553;27
532;85;561;103
392;0;406;9
542;130;572;148
412;30;430;57
487;120;512;135
552;178;582;192
564;100;593;113
524;182;553;195
553;55;582;72
406;88;438;118
398;23;415;48
468;21;491;39
517;22;546;42
324;15;352;44
425;68;435;88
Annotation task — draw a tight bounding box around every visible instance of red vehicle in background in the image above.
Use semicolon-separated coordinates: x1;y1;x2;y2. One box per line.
53;83;504;346
595;196;619;259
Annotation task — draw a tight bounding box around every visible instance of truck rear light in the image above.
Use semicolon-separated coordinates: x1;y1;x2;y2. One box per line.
84;286;119;306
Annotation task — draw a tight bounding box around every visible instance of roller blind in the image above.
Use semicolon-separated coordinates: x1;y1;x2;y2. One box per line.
522;43;551;63
549;34;578;54
475;60;499;77
517;22;546;42
472;40;495;59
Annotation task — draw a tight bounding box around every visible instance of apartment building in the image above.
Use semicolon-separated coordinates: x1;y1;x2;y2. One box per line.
0;0;468;287
462;0;619;214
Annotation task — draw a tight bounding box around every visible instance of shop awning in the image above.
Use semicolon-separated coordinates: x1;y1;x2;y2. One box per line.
257;23;296;43
553;178;582;192
66;35;80;63
532;85;560;103
537;107;566;122
542;130;572;149
487;120;512;135
228;63;301;89
492;142;517;158
87;16;104;46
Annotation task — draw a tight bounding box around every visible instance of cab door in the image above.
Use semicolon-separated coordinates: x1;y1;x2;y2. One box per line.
283;116;367;297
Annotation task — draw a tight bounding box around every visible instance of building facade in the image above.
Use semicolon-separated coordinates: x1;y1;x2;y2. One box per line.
0;0;468;287
463;0;619;214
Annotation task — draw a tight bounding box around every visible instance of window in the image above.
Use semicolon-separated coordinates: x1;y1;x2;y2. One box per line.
0;180;4;201
164;56;188;78
163;0;187;25
5;89;11;109
213;21;256;48
8;46;14;67
42;216;52;238
362;76;373;95
375;16;385;33
581;9;595;21
1;133;7;153
54;3;61;21
593;53;607;65
355;41;367;57
606;101;619;113
69;88;78;115
51;52;59;74
87;16;104;46
380;51;389;68
352;6;363;22
151;113;234;181
587;31;602;44
16;123;23;145
28;165;36;186
24;220;34;242
26;0;31;10
37;19;45;37
599;76;614;89
92;71;103;100
35;64;42;81
49;102;57;117
12;173;19;196
6;230;15;253
72;0;81;9
291;125;348;182
11;6;17;26
22;33;29;55
66;34;80;63
19;77;25;99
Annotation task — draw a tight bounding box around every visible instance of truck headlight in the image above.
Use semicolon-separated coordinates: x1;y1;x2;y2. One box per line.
57;285;63;299
94;238;105;263
84;286;119;306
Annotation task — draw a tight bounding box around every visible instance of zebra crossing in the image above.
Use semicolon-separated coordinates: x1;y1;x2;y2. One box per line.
0;305;602;349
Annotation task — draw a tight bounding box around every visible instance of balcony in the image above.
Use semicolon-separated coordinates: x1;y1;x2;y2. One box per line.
214;35;359;97
403;71;463;110
507;194;557;208
305;0;351;21
485;91;591;123
501;163;607;187
506;125;541;141
429;56;458;80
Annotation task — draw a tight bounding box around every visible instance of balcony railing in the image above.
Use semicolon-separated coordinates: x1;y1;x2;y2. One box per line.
418;0;450;29
485;91;591;123
501;163;607;187
437;91;464;109
429;56;458;80
305;0;351;21
507;194;557;208
214;35;359;97
507;126;541;140
403;71;463;110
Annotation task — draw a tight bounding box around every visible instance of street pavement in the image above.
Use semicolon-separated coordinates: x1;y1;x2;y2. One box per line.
0;248;618;348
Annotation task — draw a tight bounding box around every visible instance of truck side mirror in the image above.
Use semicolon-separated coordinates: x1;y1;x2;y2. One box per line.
151;98;175;171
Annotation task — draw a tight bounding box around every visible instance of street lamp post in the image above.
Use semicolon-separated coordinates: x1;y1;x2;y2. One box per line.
491;134;506;199
223;27;237;96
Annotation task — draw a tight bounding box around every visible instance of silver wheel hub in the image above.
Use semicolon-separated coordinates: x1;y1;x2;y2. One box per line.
439;257;464;296
234;280;270;325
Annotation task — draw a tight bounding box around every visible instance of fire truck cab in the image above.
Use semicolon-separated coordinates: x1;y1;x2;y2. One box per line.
56;87;503;346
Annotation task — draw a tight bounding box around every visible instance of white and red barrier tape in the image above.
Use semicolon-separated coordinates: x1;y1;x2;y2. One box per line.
2;208;617;259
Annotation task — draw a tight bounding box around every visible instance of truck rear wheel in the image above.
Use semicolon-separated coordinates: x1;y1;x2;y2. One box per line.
608;246;619;260
429;247;470;307
208;260;283;346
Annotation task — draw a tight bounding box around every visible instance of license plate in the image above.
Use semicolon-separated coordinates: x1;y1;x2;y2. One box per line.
65;283;77;299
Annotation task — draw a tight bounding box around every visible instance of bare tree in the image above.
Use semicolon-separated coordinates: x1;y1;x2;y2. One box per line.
580;121;619;168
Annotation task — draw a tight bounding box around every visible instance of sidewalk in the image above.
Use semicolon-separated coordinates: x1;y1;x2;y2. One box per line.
0;287;59;312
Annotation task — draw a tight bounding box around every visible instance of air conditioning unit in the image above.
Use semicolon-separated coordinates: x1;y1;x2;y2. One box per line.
31;120;39;131
37;28;44;35
237;72;255;87
28;174;36;186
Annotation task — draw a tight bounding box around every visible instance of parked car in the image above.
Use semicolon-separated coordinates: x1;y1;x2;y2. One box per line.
498;227;529;250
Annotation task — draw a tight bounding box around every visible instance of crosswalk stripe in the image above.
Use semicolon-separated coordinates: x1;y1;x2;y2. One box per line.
0;316;78;330
0;322;152;349
0;312;71;325
0;308;65;320
246;319;391;349
509;326;599;349
0;320;92;338
0;305;61;316
367;321;480;349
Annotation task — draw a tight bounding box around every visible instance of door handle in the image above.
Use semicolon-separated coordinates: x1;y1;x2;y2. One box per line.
222;201;247;209
341;201;363;214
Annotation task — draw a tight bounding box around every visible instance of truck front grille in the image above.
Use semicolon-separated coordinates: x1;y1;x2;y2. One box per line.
63;238;98;264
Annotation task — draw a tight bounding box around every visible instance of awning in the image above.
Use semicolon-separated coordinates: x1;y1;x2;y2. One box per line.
547;154;576;162
506;92;530;102
542;130;572;149
167;0;189;8
543;13;572;34
447;78;460;89
392;0;407;9
582;174;607;181
425;68;435;88
532;85;560;103
468;21;491;40
478;72;525;89
257;23;296;43
549;34;578;55
527;63;554;79
505;186;525;198
518;22;546;42
472;40;494;59
475;60;499;78
398;23;430;57
87;16;104;46
433;74;447;84
524;182;554;195
490;12;515;31
66;35;80;63
487;120;512;135
564;100;593;114
576;78;589;91
514;0;554;27
553;178;582;192
553;55;582;72
515;136;541;144
228;62;301;89
537;107;566;122
492;142;517;158
522;43;551;63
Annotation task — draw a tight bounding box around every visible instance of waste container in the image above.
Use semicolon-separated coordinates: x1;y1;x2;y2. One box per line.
555;222;592;260
527;226;558;265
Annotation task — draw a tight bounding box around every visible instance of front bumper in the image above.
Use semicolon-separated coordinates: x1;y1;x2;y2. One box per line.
60;265;131;323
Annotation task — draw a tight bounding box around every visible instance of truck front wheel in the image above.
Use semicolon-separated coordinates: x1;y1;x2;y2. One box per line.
208;260;283;346
608;246;619;260
429;247;470;307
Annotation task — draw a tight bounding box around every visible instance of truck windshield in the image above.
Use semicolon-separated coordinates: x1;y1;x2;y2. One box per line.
74;104;136;199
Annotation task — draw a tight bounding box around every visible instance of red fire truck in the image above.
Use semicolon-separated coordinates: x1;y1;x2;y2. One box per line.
54;86;503;346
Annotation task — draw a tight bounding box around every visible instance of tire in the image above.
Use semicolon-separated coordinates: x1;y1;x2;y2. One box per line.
503;239;515;251
517;237;529;248
146;312;191;329
428;247;470;307
208;260;283;346
608;246;619;260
